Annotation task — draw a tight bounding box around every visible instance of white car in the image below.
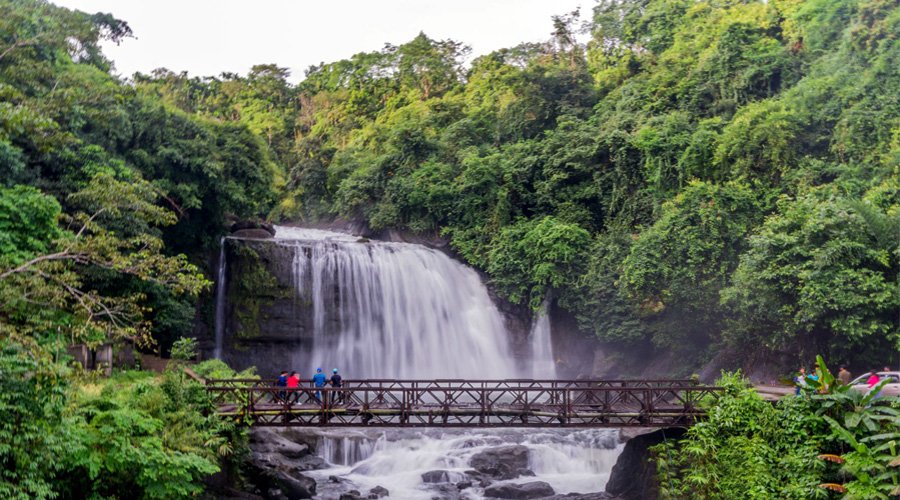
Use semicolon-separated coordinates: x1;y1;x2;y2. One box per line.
848;371;900;397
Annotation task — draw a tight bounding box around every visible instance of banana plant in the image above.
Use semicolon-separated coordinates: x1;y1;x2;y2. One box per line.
819;413;900;499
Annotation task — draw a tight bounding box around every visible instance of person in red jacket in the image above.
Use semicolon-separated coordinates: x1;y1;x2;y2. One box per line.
286;370;300;403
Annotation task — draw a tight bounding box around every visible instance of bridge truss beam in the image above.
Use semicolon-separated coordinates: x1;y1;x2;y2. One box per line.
207;380;722;428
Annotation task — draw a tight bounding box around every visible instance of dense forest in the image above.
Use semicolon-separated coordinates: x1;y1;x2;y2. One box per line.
0;0;898;497
133;0;898;367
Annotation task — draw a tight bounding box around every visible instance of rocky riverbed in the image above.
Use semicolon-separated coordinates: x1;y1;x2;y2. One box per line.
225;426;675;500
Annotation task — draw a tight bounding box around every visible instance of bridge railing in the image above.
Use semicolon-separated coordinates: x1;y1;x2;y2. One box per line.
204;378;700;391
203;378;701;406
207;381;721;428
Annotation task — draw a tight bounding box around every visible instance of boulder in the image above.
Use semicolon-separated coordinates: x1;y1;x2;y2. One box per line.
469;445;531;480
545;494;618;500
339;490;363;500
246;466;316;499
605;428;686;500
231;220;276;237
243;429;318;499
250;428;311;459
484;481;555;499
368;485;390;498
422;470;452;483
427;483;463;500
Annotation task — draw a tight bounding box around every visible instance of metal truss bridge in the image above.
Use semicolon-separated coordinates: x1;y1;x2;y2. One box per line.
206;379;722;428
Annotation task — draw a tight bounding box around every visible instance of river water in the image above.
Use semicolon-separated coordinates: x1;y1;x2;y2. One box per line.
307;428;622;499
223;227;623;498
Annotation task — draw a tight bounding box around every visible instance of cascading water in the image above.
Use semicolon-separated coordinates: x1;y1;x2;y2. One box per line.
530;297;557;379
308;429;623;499
276;226;517;378
213;237;227;360
263;226;622;499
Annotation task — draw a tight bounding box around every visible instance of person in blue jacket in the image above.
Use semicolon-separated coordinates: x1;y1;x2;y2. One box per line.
275;370;288;402
312;367;327;403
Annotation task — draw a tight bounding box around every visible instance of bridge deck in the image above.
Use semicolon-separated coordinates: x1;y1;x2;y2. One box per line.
207;379;721;428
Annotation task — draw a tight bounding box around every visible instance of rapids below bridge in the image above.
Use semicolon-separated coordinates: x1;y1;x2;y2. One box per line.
208;379;721;428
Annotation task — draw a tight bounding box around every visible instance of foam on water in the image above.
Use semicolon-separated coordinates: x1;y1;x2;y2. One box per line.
306;429;623;499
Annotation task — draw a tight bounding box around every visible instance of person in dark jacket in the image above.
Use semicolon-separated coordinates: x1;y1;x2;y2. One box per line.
330;368;344;404
275;370;288;402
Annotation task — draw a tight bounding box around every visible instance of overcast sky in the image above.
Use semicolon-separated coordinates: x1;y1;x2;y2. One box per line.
52;0;591;83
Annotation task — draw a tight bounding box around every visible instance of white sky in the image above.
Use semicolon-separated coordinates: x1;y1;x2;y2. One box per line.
52;0;591;83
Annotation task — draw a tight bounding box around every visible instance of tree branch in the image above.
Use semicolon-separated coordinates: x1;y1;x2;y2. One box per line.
0;37;37;62
0;251;73;281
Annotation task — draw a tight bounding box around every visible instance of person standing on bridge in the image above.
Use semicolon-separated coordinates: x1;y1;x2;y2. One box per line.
287;371;300;403
330;368;344;405
276;370;288;402
312;367;327;403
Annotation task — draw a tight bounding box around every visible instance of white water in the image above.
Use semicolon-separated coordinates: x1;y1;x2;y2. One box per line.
213;237;227;360
275;226;518;378
306;429;623;499
530;298;557;379
263;226;622;498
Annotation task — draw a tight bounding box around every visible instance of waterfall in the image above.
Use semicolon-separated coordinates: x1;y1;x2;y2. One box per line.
275;226;517;378
260;227;623;499
213;237;227;360
530;297;557;379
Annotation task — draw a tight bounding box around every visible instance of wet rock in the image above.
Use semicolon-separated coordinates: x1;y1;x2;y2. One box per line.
339;490;362;500
545;493;618;500
243;429;317;499
428;483;463;500
208;486;265;499
484;481;555;499
456;480;473;490
368;485;390;498
250;428;311;459
293;454;327;471
422;470;452;483
329;475;343;483
246;466;316;499
469;445;530;480
606;428;686;500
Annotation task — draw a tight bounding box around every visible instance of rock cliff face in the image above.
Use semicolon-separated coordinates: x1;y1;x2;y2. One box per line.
215;238;310;372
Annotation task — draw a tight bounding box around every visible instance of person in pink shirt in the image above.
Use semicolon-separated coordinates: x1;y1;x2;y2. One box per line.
866;371;880;388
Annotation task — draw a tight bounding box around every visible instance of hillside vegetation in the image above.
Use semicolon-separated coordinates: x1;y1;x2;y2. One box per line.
2;0;898;367
0;0;898;497
139;0;899;366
